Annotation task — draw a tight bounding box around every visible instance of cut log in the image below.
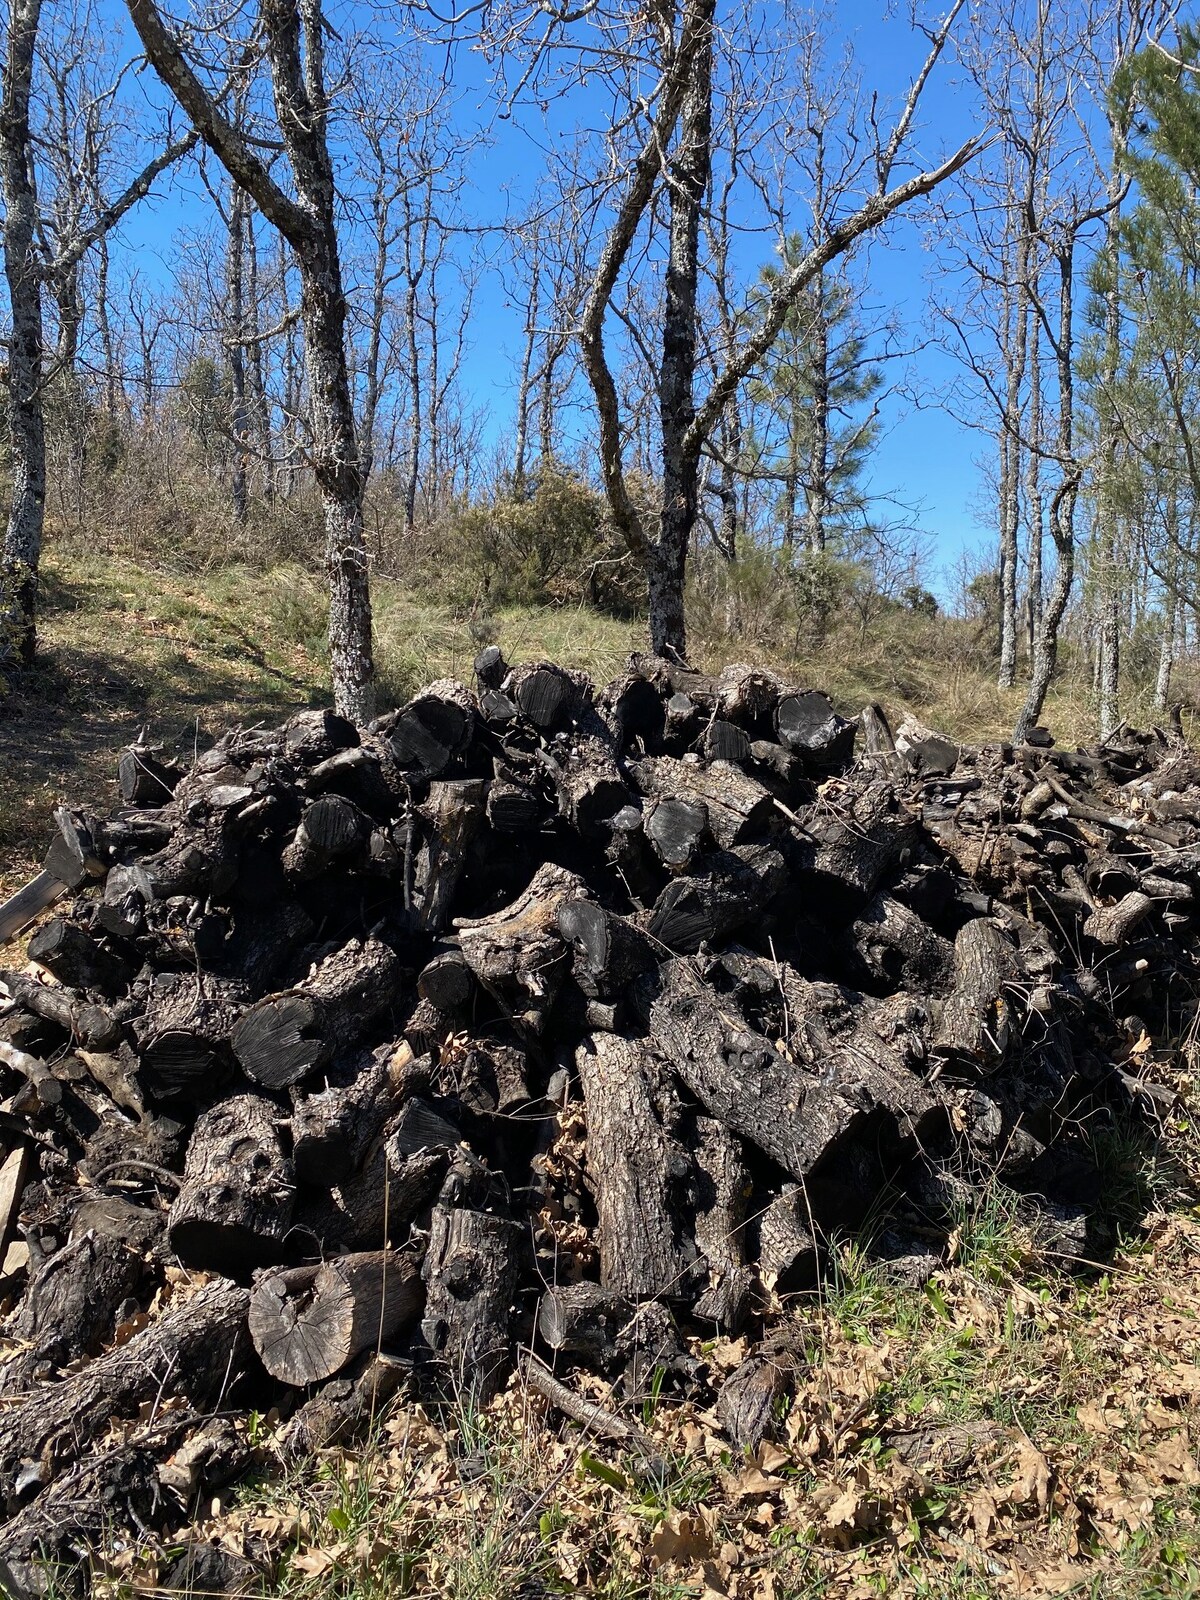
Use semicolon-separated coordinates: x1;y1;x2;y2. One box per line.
290;1042;416;1185
0;871;68;947
134;971;247;1100
118;743;182;806
421;1204;523;1402
167;1093;295;1273
486;775;547;833
791;777;917;913
758;1187;823;1293
577;1032;690;1300
0;1144;29;1264
850;893;955;994
27;918;127;996
647;844;787;954
714;664;785;730
718;1333;804;1452
650;957;870;1181
1084;890;1154;947
645;796;708;871
630;756;775;849
232;936;403;1090
506;661;582;730
455;862;588;1031
0;969;119;1050
282;794;371;879
217;897;316;992
6;1231;142;1378
557;899;657;999
474;644;508;691
0;1278;250;1512
305;744;397;816
417;948;475;1014
536;1282;633;1365
412;780;487;933
43;806;108;889
933;919;1021;1076
691;1116;754;1332
249;1249;424;1384
386;679;476;776
279;1350;409;1460
285;708;360;766
551;729;632;836
775;690;856;772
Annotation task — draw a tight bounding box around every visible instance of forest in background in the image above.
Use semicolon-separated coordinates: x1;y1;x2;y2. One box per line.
0;0;1199;744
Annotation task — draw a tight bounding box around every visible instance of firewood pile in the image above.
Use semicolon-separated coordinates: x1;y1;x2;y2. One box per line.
0;651;1193;1590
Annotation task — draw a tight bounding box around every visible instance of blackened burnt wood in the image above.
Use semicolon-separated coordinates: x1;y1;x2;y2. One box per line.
232;936;403;1090
305;745;396;817
387;679;476;777
691;1116;754;1332
26;917;128;995
537;1282;633;1365
551;728;632;836
850;893;956;994
417;948;474;1013
775;690;856;773
0;1278;250;1513
758;1187;822;1293
860;703;900;772
631;756;775;848
648;844;787;954
645;796;707;871
249;1249;424;1384
421;1205;523;1402
217;897;316;992
282;793;371;879
506;661;582;730
44;806;108;889
606;805;662;904
290;1042;416;1185
5;1231;141;1380
650;958;869;1181
703;720;752;764
792;778;917;912
557;899;656;999
895;714;959;777
455;862;589;1031
412;780;487;934
0;871;67;947
0;969;119;1050
139;813;239;901
280;1351;408;1461
474;644;508;691
167;1092;295;1273
714;663;786;730
135;971;247;1099
577;1032;690;1300
285;708;359;766
664;691;700;747
933;919;1021;1076
487;775;547;833
118;743;182;806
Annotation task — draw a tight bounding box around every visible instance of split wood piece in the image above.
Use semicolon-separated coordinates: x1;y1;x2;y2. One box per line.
0;969;119;1050
282;793;371;879
135;971;247;1099
290;1041;418;1185
933;919;1021;1076
557;900;657;1000
0;1039;62;1109
717;1333;805;1452
43;806;108;890
793;777;917;911
5;1231;142;1380
279;1350;409;1461
775;690;856;772
859;703;900;772
455;862;589;1032
691;1117;754;1332
118;743;182;806
285;708;360;766
505;661;583;730
630;756;775;849
850;893;956;994
417;948;474;1014
524;1354;660;1460
895;714;959;777
703;720;752;764
474;644;508;691
650;958;869;1182
412;780;487;934
167;1093;295;1274
387;679;476;777
758;1187;823;1294
26;918;126;996
0;872;67;948
645;796;707;871
232;936;403;1090
93;863;148;943
606;805;662;904
577;1032;691;1300
1084;890;1155;947
537;1282;633;1366
421;1205;523;1403
647;844;787;954
249;1249;424;1384
0;1277;250;1513
479;687;520;724
0;1144;29;1263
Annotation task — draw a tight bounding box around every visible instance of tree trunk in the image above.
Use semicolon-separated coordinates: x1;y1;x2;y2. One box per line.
804;269;830;554
0;0;46;670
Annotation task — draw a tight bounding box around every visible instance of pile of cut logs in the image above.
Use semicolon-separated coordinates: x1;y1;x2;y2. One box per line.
0;651;1192;1592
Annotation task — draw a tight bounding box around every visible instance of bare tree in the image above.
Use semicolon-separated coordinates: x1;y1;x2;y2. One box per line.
127;0;375;719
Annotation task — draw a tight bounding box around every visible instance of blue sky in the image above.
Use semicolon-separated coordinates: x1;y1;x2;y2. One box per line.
100;0;1004;589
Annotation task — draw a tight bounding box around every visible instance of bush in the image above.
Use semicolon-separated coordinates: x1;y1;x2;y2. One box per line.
442;465;642;614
